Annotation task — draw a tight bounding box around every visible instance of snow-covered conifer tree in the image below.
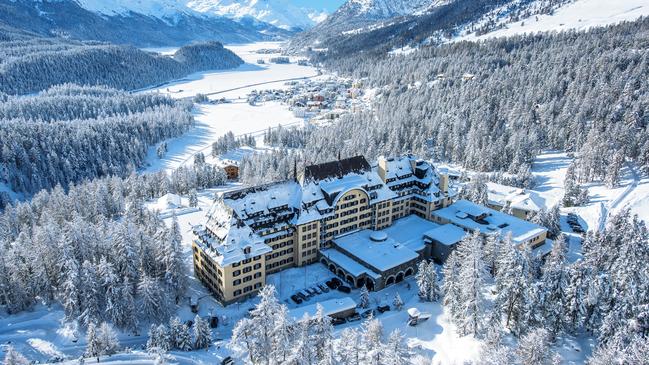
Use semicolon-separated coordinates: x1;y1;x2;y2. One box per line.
456;231;488;336
85;322;102;361
359;285;370;308
313;304;334;362
362;317;384;365
517;328;552;365
416;260;430;300
138;274;168;323
337;328;362;365
539;234;568;336
97;322;119;356
384;329;410;365
2;345;29;365
193;315;211;350
393;292;404;311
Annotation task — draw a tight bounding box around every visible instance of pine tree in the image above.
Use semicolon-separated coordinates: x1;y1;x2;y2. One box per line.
517;328;552;365
189;189;198;207
138;274;168;323
61;254;81;320
85;322;102;361
79;261;101;328
97;322;119;356
442;250;462;323
426;262;441;302
384;329;410;365
231;318;256;363
539;234;569;336
456;231;488;336
193;315;211;350
362;317;383;365
272;305;293;363
337;328;363;365
313;304;334;362
393;293;404;311
2;345;29;365
359;285;370;308
416;260;430;301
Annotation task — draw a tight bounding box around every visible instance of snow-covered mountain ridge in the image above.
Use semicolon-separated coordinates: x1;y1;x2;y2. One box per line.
75;0;330;30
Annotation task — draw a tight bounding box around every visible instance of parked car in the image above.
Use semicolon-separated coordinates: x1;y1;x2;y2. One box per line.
331;277;343;286
297;291;310;301
306;288;318;296
301;289;313;298
377;305;390;313
337;285;351;293
312;286;322;294
221;356;234;365
332;317;346;326
291;295;303;304
318;283;330;293
360;309;376;318
347;313;361;322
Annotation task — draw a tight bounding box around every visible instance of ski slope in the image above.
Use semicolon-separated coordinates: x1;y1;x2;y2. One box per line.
459;0;649;41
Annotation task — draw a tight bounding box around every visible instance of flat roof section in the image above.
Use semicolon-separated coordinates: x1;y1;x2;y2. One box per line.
288;297;357;321
334;229;420;273
424;224;467;246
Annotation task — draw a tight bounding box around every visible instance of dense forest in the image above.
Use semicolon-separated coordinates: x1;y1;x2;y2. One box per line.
0;26;244;95
289;0;571;56
242;18;649;189
0;85;194;197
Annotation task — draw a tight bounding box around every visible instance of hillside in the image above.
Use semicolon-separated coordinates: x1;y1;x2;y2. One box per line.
0;29;244;95
288;0;649;57
0;0;290;47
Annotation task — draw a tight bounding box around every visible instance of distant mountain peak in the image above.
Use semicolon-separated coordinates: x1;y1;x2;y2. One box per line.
186;0;327;30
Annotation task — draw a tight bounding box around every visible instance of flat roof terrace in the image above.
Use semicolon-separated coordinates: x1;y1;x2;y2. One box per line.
333;228;420;273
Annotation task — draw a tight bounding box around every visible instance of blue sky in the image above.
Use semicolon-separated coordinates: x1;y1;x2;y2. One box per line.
291;0;347;12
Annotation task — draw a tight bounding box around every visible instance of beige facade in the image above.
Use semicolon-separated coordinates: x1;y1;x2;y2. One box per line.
192;155;490;305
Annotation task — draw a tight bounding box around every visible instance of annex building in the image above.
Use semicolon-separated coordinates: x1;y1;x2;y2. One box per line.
192;155;547;305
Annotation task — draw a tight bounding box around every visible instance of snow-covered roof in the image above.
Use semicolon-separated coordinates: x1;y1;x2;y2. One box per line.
288;297;357;321
424;224;467;246
321;249;382;280
382;215;440;251
377;155;445;203
334;229;420;273
197;155;454;267
487;182;542;212
431;200;547;245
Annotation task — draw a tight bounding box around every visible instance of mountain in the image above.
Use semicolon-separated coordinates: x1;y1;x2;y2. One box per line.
0;0;291;47
186;0;328;31
289;0;624;56
0;25;244;95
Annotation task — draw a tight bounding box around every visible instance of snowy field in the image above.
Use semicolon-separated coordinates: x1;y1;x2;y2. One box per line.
140;42;319;174
143;42;318;99
459;0;649;42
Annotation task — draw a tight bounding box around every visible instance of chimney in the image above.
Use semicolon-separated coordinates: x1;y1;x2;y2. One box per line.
439;173;449;195
377;156;388;182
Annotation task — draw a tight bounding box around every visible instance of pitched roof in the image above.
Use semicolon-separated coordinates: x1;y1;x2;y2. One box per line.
304;156;371;181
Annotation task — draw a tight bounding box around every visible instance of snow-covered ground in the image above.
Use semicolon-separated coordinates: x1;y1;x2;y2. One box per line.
530;151;648;230
140;42;318;174
459;0;649;42
144;42;318;99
